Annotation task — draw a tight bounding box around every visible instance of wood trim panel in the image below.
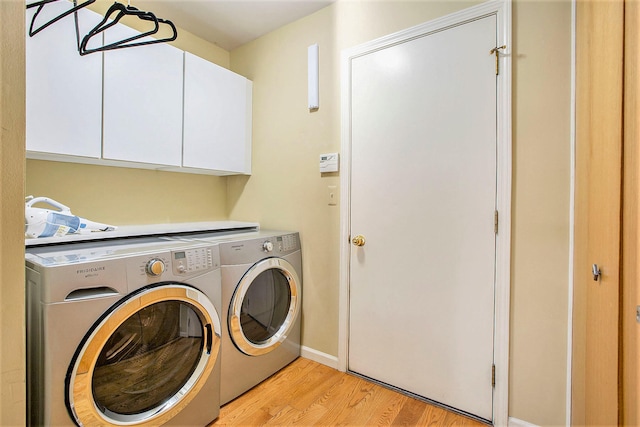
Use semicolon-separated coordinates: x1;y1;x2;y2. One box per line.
573;0;624;425
0;0;26;425
622;0;640;424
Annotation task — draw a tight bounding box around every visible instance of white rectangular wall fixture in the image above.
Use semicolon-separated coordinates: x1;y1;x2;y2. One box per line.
308;43;319;110
320;152;339;173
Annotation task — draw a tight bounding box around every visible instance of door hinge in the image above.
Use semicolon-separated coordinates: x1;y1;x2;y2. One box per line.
492;364;496;388
494;210;499;234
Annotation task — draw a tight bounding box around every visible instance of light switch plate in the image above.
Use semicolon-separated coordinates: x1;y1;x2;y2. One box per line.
327;185;337;206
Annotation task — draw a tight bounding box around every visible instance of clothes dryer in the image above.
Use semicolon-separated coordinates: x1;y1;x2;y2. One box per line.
26;237;223;426
190;231;302;404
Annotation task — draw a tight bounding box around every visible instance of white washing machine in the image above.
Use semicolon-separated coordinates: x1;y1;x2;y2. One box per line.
26;237;223;426
190;230;302;405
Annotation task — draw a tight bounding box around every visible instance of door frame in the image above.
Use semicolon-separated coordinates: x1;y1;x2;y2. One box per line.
622;1;640;424
337;1;512;424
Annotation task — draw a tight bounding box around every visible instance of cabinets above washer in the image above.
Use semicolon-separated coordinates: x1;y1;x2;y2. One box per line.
25;13;252;175
183;52;252;175
102;24;184;167
25;3;103;159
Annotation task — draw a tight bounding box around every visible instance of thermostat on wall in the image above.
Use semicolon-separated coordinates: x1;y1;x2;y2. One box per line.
320;153;339;173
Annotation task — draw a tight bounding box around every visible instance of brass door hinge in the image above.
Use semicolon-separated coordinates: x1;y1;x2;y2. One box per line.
494;210;499;234
492;364;496;388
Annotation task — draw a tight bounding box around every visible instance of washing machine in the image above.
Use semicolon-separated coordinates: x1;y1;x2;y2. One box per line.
190;230;302;405
26;237;223;426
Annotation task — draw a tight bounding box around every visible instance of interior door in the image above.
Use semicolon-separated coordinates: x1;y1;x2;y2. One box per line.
348;16;498;421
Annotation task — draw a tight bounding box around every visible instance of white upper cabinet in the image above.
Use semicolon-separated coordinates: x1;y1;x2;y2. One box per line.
26;3;103;159
102;23;183;167
183;52;252;174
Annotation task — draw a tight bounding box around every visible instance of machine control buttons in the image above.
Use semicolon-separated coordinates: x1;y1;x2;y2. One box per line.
173;248;216;274
263;241;274;252
146;259;166;276
278;234;297;252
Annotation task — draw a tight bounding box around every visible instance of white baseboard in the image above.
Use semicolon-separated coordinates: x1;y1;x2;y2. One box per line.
509;417;539;427
300;346;339;370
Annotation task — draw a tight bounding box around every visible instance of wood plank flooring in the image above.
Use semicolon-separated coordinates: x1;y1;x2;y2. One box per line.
209;357;486;426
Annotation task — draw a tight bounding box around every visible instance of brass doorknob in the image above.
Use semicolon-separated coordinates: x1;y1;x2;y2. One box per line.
352;235;366;247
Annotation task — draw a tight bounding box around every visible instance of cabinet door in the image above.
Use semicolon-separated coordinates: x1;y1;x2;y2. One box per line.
103;23;183;166
26;3;102;158
183;52;252;174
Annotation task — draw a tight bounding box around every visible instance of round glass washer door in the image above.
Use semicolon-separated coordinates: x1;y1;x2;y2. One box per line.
229;257;301;356
67;284;221;426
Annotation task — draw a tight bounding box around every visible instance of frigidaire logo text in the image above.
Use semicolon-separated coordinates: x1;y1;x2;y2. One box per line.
77;266;106;275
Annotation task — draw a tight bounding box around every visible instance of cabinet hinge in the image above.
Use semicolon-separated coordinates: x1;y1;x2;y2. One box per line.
494;210;499;234
492;364;496;388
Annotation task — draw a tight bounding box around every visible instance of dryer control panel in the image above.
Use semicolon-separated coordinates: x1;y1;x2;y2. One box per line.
172;247;218;275
277;234;298;252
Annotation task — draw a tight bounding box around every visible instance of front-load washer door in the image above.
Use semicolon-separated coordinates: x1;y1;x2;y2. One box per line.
66;283;221;427
229;257;301;356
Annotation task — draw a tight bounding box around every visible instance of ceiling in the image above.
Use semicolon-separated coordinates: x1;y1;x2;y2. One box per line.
133;0;334;51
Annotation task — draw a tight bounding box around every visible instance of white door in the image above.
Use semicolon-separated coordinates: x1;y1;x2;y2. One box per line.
348;15;498;421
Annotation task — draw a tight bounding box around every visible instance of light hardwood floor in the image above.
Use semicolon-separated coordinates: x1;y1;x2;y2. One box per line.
210;357;486;426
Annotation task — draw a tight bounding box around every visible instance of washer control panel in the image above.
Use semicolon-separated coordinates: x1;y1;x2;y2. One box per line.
172;247;216;275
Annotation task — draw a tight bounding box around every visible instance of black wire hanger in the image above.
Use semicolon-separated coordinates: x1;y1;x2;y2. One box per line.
78;1;177;56
26;0;96;37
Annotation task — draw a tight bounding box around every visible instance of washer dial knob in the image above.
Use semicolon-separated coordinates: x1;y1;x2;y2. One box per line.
146;258;166;276
263;240;274;252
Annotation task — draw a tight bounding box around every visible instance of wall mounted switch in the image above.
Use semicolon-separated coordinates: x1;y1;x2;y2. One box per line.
327;185;337;206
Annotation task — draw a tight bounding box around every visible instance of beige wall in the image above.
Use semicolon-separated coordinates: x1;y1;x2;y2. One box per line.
26;161;228;225
511;2;572;424
229;0;572;425
0;1;26;425
26;1;232;225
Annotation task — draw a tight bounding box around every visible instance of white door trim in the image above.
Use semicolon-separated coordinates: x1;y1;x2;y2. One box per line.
338;1;512;425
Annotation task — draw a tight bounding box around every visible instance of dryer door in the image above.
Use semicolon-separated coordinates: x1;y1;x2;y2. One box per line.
229;257;301;356
67;284;221;426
